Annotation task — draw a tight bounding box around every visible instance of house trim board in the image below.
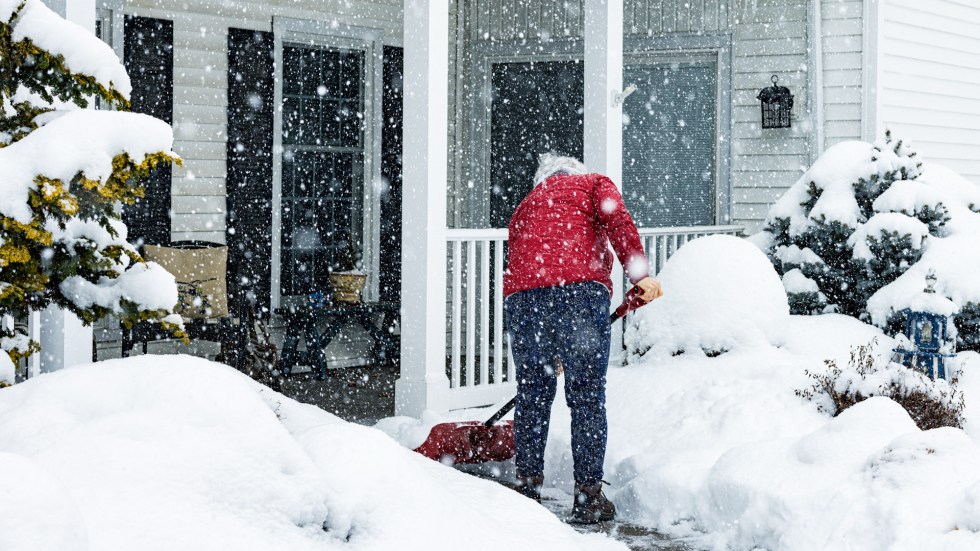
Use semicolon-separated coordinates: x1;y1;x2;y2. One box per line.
862;0;882;141
807;0;825;160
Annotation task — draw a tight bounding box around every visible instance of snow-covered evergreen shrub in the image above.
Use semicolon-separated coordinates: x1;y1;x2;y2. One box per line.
796;341;965;431
0;0;184;370
757;133;980;351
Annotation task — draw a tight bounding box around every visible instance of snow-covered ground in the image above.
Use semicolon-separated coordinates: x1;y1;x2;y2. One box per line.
384;317;980;551
381;236;980;551
5;236;980;551
0;355;624;551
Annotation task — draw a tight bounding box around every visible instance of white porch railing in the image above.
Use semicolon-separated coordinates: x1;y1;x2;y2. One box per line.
444;228;514;410
637;225;745;274
443;224;743;409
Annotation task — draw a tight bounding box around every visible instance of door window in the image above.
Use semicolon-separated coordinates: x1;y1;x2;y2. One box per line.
488;60;584;228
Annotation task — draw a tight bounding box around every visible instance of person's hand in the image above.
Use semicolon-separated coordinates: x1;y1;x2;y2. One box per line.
635;277;663;303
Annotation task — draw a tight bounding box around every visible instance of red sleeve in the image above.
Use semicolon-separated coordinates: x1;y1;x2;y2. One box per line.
591;175;650;283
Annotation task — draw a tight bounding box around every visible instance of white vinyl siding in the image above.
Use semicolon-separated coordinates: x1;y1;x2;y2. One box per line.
878;0;980;185
821;0;863;150
123;0;401;243
729;0;811;232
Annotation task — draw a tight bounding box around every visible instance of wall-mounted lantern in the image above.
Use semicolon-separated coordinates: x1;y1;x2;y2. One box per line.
892;270;957;380
757;75;794;129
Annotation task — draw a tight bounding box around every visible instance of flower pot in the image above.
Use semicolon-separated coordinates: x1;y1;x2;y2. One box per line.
329;272;368;303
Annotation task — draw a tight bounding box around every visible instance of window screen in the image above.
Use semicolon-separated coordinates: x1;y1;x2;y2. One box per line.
623;61;716;227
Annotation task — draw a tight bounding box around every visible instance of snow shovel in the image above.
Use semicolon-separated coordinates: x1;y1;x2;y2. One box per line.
414;285;650;465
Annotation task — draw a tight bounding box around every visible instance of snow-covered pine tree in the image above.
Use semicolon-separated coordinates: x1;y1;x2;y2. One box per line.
0;0;183;381
760;132;980;353
764;132;933;320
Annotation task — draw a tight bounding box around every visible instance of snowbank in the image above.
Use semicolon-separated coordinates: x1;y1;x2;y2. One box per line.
625;234;789;359
558;320;980;549
0;356;623;551
382;315;980;550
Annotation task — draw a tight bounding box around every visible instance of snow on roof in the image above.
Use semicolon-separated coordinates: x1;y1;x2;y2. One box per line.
2;0;131;98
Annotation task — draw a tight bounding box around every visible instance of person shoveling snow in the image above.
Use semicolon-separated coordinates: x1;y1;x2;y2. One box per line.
502;153;661;523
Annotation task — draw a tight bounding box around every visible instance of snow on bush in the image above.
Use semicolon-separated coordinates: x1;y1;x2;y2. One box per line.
0;0;183;369
696;396;980;550
625;234;789;360
757;132;980;351
797;340;964;430
0;356;623;551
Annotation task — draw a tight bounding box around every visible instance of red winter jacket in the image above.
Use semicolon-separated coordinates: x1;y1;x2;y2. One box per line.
503;172;649;297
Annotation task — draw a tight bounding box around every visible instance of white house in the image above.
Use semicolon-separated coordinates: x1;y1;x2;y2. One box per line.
49;0;980;415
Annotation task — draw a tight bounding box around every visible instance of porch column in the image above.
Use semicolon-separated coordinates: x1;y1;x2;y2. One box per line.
395;0;451;416
37;0;96;373
583;0;626;359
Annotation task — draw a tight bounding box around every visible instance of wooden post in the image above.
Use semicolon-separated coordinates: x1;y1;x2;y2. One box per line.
395;0;451;416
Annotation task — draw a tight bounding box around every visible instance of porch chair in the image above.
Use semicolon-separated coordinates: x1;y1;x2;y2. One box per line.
121;241;249;371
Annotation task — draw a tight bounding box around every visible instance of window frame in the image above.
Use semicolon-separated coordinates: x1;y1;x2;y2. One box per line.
271;17;383;307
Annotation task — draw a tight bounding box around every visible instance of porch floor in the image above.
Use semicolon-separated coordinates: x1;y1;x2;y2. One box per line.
279;364;398;426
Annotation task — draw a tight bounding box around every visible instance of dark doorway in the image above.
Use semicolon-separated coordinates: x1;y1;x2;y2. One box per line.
489;60;584;228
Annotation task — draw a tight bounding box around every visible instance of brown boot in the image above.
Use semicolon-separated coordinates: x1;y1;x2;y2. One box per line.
571;482;615;524
514;475;544;503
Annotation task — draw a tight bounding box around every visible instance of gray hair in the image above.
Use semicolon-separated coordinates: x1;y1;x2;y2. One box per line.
534;152;588;185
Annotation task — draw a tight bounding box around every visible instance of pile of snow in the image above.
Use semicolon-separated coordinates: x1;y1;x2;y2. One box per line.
0;356;623;551
625;234;789;360
381;311;980;550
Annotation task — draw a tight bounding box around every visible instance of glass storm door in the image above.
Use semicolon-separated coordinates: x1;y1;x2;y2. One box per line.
622;59;717;227
280;43;365;296
489;60;584;228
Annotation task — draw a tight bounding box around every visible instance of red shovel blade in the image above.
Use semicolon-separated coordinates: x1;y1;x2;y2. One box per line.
414;420;515;465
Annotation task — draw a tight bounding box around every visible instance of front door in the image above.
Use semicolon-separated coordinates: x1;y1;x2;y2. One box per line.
488;60;584;228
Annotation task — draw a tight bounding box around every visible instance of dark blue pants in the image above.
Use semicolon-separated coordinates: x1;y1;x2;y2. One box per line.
504;282;611;485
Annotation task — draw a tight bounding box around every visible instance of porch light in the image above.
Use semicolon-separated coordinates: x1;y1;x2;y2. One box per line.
757;75;794;129
892;269;957;380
